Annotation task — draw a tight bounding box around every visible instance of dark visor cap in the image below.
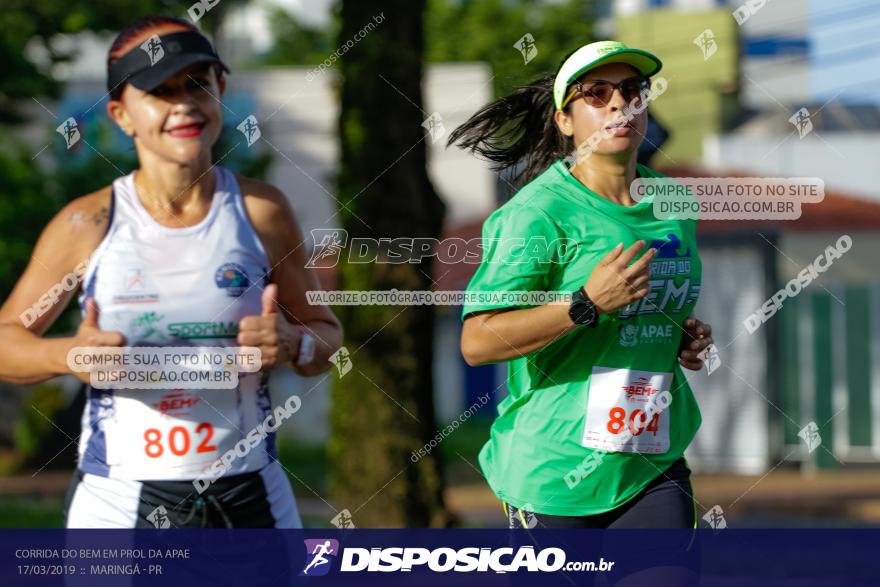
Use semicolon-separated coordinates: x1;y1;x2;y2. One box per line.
107;30;229;94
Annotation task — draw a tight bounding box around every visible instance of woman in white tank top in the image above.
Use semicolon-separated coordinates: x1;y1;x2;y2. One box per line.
0;15;343;529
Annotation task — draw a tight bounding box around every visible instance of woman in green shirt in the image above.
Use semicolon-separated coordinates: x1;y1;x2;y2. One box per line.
449;41;714;529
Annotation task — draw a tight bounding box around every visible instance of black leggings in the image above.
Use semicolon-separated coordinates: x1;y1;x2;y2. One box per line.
503;459;700;586
504;457;697;529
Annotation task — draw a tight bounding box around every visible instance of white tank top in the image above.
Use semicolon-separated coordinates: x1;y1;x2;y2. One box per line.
76;166;278;481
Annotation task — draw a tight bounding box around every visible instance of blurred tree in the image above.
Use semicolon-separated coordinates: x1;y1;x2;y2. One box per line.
426;0;598;97
329;0;451;527
254;0;598;97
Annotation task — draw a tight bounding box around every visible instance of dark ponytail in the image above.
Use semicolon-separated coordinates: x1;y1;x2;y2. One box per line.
446;75;572;188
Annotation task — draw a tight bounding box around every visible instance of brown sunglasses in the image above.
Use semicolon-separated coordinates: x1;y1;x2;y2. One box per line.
561;76;651;109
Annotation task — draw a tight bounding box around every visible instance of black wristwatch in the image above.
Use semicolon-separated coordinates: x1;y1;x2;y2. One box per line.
568;287;599;327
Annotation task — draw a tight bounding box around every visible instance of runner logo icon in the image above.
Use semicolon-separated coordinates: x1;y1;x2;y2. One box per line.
300;539;339;577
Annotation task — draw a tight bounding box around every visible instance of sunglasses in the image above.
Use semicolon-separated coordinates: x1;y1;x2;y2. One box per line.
562;76;652;109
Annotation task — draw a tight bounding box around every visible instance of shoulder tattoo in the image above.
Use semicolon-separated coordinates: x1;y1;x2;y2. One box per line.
68;206;109;226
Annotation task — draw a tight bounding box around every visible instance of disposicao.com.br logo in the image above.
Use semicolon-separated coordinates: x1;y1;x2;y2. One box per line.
299;541;612;575
300;539;340;576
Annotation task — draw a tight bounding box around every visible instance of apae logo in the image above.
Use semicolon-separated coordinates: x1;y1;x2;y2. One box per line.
619;323;638;347
618;321;674;347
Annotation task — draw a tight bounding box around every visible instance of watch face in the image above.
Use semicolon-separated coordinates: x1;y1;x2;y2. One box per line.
569;288;597;326
582;304;596;325
570;299;595;325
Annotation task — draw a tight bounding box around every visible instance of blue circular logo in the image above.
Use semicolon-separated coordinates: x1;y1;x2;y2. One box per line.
214;262;250;297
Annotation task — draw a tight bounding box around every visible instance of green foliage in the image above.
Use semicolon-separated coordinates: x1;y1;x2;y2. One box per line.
427;0;598;96
258;7;338;66
0;11;60;124
0;496;65;528
252;0;597;98
13;384;67;460
275;436;327;496
0;147;64;301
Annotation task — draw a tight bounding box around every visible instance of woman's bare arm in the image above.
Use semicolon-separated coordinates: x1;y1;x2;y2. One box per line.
0;188;123;384
461;241;655;366
461;304;578;366
239;176;343;377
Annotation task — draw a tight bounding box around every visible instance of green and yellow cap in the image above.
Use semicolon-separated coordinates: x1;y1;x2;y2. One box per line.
553;40;662;110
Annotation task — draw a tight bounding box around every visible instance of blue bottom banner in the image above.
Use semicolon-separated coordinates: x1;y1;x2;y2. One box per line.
1;529;878;586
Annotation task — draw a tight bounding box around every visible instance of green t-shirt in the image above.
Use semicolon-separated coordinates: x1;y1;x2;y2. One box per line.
462;160;702;516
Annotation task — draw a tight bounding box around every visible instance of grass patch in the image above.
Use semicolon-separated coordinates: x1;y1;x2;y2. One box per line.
275;437;328;496
0;496;64;528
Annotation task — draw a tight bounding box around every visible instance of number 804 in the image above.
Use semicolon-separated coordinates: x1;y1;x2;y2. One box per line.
607;407;659;436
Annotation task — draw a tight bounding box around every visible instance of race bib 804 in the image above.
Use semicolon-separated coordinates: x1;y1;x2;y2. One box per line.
581;367;673;454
